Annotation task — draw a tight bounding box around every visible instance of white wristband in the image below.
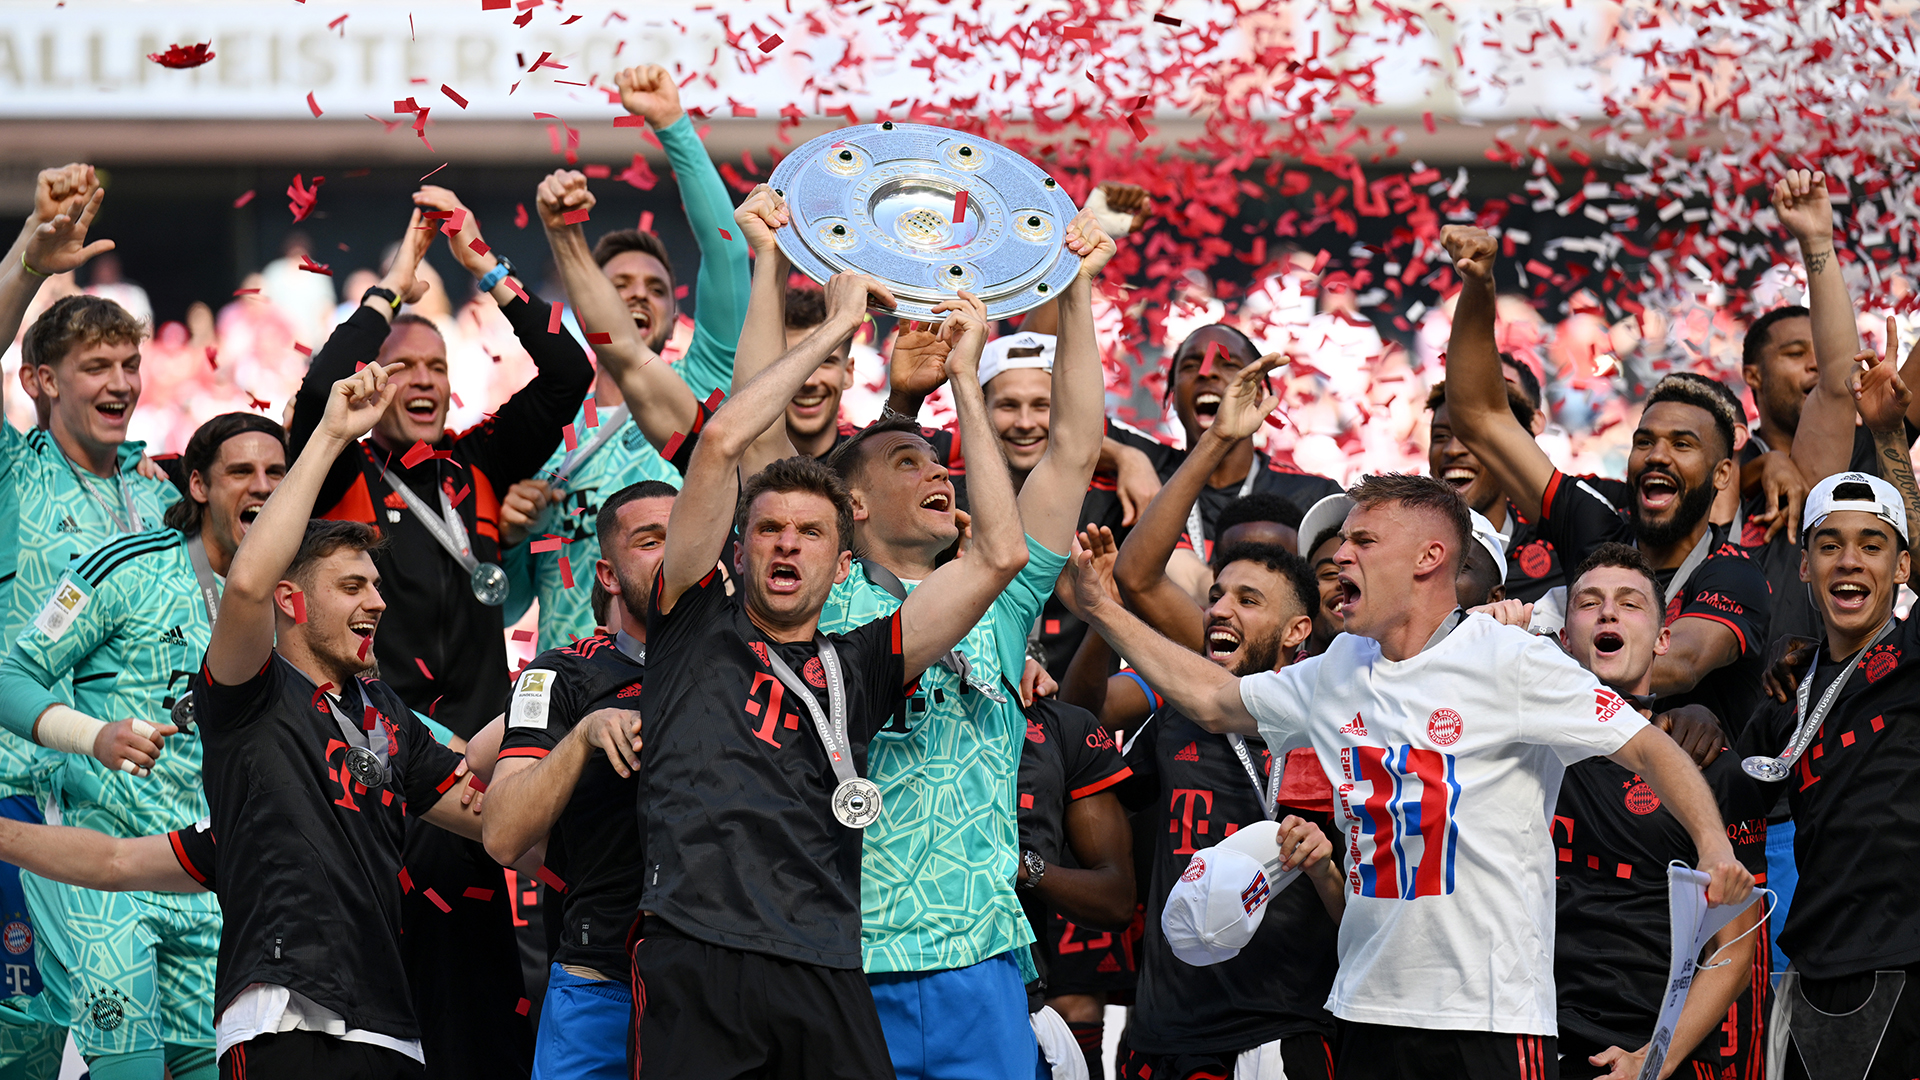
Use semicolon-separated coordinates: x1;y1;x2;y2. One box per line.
35;704;107;757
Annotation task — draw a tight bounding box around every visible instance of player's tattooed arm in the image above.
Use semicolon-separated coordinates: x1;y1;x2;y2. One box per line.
1857;315;1920;544
1776;169;1865;484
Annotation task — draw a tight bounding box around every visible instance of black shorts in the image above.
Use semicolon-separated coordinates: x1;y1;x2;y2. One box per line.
220;1031;425;1080
1558;1034;1726;1080
628;919;895;1080
1784;965;1920;1080
1336;1021;1557;1080
1118;1033;1335;1080
1040;906;1142;998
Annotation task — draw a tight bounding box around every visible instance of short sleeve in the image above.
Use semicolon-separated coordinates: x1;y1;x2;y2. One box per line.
1537;471;1635;575
836;610;909;743
191;656;278;732
1516;635;1649;765
1238;658;1320;753
1047;700;1131;800
1673;550;1769;658
648;563;724;646
395;704;466;812
499;661;573;760
168;820;216;889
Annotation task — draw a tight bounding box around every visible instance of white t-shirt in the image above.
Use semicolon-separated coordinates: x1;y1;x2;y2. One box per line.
1238;613;1646;1035
216;983;424;1064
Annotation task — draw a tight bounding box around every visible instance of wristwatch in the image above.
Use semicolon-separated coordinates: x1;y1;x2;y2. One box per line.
1018;849;1046;890
360;285;401;312
477;255;517;293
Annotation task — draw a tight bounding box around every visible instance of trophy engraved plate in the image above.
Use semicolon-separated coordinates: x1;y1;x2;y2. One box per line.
768;123;1082;320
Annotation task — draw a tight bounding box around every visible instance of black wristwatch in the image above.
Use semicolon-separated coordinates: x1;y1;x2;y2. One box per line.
361;285;401;312
1018;849;1046;890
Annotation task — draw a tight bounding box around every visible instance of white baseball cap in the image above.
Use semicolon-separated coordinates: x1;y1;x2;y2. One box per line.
1161;819;1304;966
1804;472;1909;546
977;332;1056;388
1298;493;1355;560
1468;509;1508;585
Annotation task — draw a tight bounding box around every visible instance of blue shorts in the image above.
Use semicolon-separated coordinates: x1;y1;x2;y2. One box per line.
867;951;1041;1080
532;963;630;1080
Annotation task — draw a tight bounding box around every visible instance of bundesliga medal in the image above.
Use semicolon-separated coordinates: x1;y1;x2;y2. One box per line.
169;695;194;729
767;122;1082;321
344;746;385;789
832;777;882;829
470;561;509;607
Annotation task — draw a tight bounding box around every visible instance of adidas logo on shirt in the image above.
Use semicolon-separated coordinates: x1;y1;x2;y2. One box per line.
1341;712;1369;737
57;516;80;534
1174;742;1200;762
617;683;641;699
160;626;188;646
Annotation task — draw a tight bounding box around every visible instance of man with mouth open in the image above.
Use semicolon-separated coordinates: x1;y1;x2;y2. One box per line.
493;63;750;653
0;413;286;1080
631;270;1032;1078
1737;324;1920;1080
1437;225;1771;740
1067;464;1753;1079
1550;543;1772;1080
290;197;592;741
191;360;488;1079
1427;380;1565;604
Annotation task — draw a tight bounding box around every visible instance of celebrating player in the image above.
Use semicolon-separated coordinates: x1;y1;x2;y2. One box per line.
1069;467;1751;1079
193;360;488;1078
1552;544;1770;1079
1438;224;1771;737
483;481;670;1080
0;413;284;1080
631;270;1031;1077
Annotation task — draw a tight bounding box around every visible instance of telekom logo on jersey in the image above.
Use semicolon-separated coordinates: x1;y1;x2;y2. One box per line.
1337;743;1462;901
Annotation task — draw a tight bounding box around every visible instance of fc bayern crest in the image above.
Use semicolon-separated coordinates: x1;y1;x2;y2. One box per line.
1180;855;1207;883
2;921;30;955
802;656;828;689
1427;708;1463;747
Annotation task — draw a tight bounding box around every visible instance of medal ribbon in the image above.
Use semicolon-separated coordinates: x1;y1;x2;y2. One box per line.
1185;457;1260;560
1775;618;1895;770
377;460;480;576
761;639;859;789
552;405;631;484
1226;734;1279;821
185;535;222;630
61;453;144;534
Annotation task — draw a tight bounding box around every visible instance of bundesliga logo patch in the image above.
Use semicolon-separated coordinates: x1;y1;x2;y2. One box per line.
1241;870;1270;915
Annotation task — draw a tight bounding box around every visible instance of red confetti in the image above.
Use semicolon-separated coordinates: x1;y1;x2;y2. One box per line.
232;190;255;209
529;536;568;553
637;210;654;234
398;867;413;893
307;92;324;118
952;190;969;223
1198;341;1219;376
415;657;434;680
516;999;532;1016
503;278;529;303
614;116;646;128
420;162;450;182
660;432;686;460
514;203;529;229
469;238;490;256
585;332;612;345
511;629;535;642
758;33;783;52
424;888;452;913
562;207;590;225
290;590;307;624
442;84;468;109
357;634;372;661
465;776;486;793
298;254;331;277
1153;13;1182;25
205;346;218;370
287;174;324;223
401;440;436;469
547;302;564;334
463;886;496;901
535;865;567;893
718;227;733;241
327;13;348;33
561;425;578;452
450;484;470;508
583;401;598;429
559;556;575;589
293;343;312;357
147;42;215;69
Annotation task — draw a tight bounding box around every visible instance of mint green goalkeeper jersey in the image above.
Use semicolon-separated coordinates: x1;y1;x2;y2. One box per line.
502;405;686;649
0;427;179;800
0;527;209;838
818;534;1068;976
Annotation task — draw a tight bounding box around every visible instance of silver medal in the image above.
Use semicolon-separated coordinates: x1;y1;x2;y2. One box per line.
470;561;509;607
344;746;385;788
168;696;194;730
832;776;882;829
